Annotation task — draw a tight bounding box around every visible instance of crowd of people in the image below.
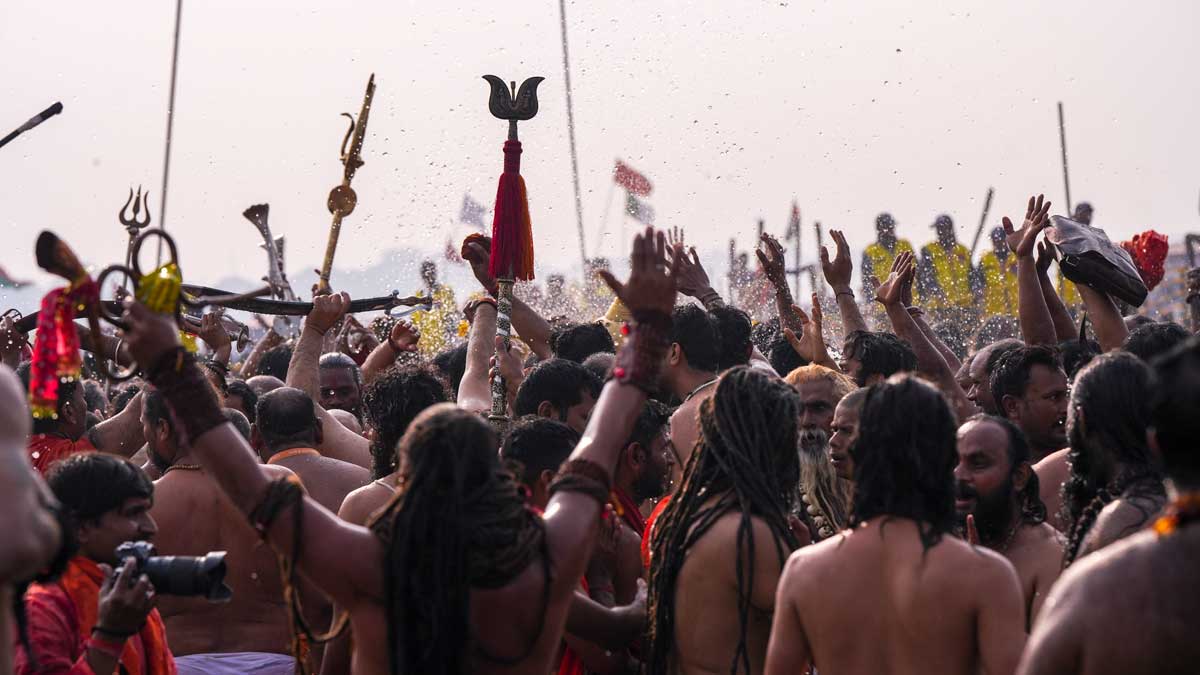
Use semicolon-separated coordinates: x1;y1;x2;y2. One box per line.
0;190;1197;675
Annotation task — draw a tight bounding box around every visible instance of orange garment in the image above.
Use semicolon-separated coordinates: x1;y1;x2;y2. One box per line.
16;556;175;675
556;577;589;675
28;434;96;475
641;496;672;570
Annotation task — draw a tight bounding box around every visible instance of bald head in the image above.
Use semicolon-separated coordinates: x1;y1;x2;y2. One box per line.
254;387;320;453
246;375;286;396
0;365;32;452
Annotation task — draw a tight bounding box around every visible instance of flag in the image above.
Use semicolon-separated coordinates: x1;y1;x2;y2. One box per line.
786;201;800;241
459;194;487;230
613;160;652;196
625;193;655;225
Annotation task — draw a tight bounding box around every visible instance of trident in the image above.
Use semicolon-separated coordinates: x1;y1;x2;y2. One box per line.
118;187;152;270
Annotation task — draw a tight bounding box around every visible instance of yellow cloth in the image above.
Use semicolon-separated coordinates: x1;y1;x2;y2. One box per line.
1058;272;1081;308
600;297;631;347
922;241;973;309
980;251;1018;317
410;285;457;357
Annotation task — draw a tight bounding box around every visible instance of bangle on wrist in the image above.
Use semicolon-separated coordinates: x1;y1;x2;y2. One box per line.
835;289;854;300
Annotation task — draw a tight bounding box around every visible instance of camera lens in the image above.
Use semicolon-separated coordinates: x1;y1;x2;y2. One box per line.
141;552;232;602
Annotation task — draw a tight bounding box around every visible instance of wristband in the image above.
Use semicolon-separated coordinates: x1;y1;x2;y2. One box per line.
835;289;855;300
611;309;672;394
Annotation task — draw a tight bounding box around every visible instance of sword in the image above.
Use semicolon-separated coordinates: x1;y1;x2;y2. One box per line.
243;203;299;336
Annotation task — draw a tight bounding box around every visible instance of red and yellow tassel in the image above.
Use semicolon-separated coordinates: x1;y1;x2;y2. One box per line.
28;279;98;419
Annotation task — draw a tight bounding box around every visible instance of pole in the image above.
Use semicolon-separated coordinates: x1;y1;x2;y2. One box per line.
793;207;802;300
558;0;588;272
1057;102;1072;215
969;187;995;258
814;220;825;294
159;0;183;230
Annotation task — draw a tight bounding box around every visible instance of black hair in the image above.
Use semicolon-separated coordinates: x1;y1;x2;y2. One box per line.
143;387;173;433
648;368;801;675
709;305;754;371
581;352;615;382
499;415;580;487
82;380;107;415
750;316;780;356
223;407;252;442
1062;352;1163;565
431;343;469;398
670;304;721;374
109;382;143;417
843;331;917;386
626;399;672;450
1058;338;1100;381
550;322;615;364
362;364;451;479
319;352;363;386
257;344;294;380
46;453;153;524
849;375;958;550
768;338;808;377
1123;321;1190;363
513;359;602;420
226;379;259;423
989;345;1062;415
964;414;1046;525
1150;336;1200;487
255;387;319;449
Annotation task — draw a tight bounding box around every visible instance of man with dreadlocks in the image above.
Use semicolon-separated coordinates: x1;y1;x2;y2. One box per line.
766;375;1026;675
1060;352;1166;567
118;227;681;675
646;366;803;675
956;415;1064;627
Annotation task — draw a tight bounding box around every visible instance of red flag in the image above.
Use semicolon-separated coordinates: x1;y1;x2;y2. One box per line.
613;160;652;196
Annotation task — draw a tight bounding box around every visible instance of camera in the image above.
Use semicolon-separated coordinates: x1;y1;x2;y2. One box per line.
114;541;232;602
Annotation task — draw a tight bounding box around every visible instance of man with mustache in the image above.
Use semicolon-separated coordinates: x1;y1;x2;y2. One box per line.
828;387;868;481
784;365;856;540
955;415;1064;627
990;346;1071;530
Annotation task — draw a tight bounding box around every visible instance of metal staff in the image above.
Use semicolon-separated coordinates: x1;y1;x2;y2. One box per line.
969;187;995;258
118;187;152;270
482;74;544;431
316;74;376;295
1058;102;1072;214
0;102;63;151
243;203;299;336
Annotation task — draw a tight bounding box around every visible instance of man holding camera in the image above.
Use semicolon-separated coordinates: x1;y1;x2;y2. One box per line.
14;452;177;674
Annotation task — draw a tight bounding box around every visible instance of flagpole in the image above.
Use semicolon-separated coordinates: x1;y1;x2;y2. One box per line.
558;0;588;272
159;0;183;232
596;177;617;257
1057;102;1072;215
793;206;801;300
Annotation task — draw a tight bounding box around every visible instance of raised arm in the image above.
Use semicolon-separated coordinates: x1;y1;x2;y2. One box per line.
1076;284;1129;352
1004;195;1058;346
909;307;962;374
542;228;680;599
821;230;869;337
878;253;975;420
240;326;283;378
360;319;420;385
757;233;802;334
120;302;382;608
87;390;145;457
285;294;370;467
1036;241;1078;342
462;235;554;359
783;294;840;372
457;299;497;414
675;244;724;310
195;312;233;366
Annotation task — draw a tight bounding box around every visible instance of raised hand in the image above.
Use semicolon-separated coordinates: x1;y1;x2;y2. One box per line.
875;252;915;307
1036;239;1056;278
673;246;714;300
0;315;26;365
1002;194;1052;259
196;311;232;352
598;227;681;317
783;293;833;368
121;301;183;369
461;234;499;295
756;233;788;288
667;226;686;250
306;292;351;335
821;229;854;291
387;319;420;353
96;560;157;638
489;334;525;403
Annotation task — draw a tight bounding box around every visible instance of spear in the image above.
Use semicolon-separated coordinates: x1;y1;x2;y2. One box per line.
316;74;376;295
482;75;544;432
1057;102;1073;215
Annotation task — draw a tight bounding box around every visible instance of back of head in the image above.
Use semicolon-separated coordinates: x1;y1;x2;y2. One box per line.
670;304;721;374
551;322;615;364
47;453;153;523
513;358;602;418
226;379;259;423
246;375;286;396
362;364;450;479
989;344;1061;416
844;331;917;386
1123;321;1190;363
431;343;468;398
82;380;107;415
581;352;615;382
109;382;143;417
223;408;252;441
255;387;319;450
256;344;293;381
1058;338;1100;381
709;305;753;371
850;375;958;548
0;364;31;452
933;321;968;362
1068;352;1155;471
501;415;580;488
1150;337;1200;489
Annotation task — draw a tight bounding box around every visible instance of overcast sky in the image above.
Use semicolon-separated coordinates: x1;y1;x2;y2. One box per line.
3;0;1199;300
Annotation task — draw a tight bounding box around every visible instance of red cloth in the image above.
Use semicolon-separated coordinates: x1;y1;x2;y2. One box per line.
610;488;646;537
27;434;96;476
555;577;589;675
488;140;535;281
28;280;96;420
1120;230;1169;292
641;496;672;570
14;557;176;675
613;160;653;196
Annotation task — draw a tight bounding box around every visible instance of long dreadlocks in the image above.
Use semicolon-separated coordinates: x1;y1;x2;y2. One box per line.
368;403;547;675
647;367;802;675
1061;353;1164;566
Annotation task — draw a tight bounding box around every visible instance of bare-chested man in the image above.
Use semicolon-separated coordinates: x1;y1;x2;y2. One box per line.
646;367;803;675
660;304;721;479
1019;338;1200;674
767;375;1026;675
122;227;680;675
143;386;299;674
956;415;1064;627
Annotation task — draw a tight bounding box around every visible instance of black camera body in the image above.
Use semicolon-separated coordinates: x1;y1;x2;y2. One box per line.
114;541;232;602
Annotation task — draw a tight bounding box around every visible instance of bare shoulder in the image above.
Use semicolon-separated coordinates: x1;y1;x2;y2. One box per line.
338;481;393;525
1087;494;1164;551
262;463;295;480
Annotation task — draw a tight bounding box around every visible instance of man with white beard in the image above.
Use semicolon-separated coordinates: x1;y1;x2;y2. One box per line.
784;365;856;541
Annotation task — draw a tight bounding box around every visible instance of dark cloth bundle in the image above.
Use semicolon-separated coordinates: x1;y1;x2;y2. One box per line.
1046;216;1148;307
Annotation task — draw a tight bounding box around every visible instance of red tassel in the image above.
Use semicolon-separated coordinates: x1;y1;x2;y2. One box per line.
488;140;535;281
28;279;97;419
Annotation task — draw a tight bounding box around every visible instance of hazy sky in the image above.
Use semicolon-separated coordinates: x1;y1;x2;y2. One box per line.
3;0;1199;301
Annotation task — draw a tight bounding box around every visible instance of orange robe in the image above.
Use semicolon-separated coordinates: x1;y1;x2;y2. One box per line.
27;434;97;475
